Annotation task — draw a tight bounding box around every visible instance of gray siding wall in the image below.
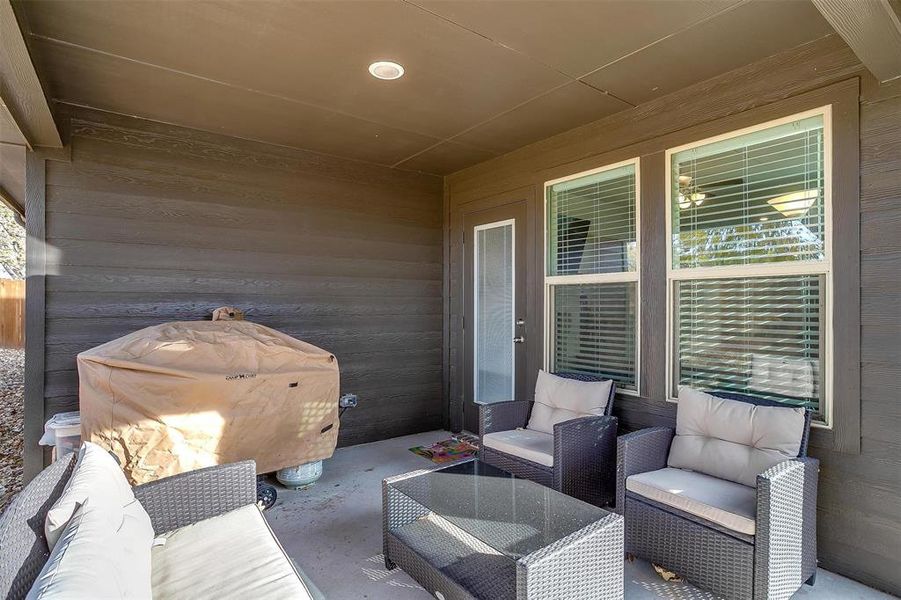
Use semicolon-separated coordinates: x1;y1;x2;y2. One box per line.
40;107;444;449
446;35;901;594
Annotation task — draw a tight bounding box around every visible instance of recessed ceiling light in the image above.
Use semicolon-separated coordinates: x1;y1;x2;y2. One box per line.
369;61;404;80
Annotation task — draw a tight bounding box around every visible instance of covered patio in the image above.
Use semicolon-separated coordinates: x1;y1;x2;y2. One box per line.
0;0;899;599
268;430;894;600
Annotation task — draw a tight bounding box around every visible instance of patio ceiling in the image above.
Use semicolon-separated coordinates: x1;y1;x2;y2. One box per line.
14;0;834;175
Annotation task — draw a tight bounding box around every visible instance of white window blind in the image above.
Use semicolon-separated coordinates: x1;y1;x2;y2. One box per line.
551;283;637;389
474;222;514;404
668;109;830;420
548;164;637;276
671;115;825;268
674;275;824;414
546;161;639;392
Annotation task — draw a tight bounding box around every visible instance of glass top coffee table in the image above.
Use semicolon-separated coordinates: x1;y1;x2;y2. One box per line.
382;459;623;600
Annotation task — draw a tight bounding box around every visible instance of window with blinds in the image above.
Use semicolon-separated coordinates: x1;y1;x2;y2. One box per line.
547;163;637;276
546;161;639;392
671;114;825;269
551;283;636;389
667;109;830;420
475;222;514;403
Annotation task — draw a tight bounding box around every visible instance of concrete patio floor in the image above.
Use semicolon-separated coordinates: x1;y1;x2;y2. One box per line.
265;430;895;600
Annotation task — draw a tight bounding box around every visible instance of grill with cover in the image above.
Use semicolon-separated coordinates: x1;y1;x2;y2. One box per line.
78;320;340;485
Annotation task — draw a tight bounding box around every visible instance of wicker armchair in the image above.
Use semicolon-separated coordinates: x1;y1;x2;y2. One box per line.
617;390;818;600
479;372;618;507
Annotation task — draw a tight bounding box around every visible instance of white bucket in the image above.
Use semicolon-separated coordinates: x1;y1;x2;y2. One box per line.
39;411;81;461
276;460;323;489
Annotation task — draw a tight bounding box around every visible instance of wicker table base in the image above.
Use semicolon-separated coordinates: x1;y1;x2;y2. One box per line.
383;460;624;600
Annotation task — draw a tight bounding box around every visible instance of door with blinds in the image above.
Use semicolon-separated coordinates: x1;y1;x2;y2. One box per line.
463;201;527;434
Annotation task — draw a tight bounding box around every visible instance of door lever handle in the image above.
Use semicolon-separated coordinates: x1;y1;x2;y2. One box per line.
513;336;525;344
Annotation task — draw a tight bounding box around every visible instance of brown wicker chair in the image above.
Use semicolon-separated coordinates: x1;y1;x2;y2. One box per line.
478;372;618;507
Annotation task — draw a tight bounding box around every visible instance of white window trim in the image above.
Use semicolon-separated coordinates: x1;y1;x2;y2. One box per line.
664;106;834;428
472;218;516;405
543;157;641;396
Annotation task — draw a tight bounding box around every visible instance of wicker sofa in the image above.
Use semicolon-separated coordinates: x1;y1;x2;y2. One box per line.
479;371;618;507
617;388;818;600
0;453;314;600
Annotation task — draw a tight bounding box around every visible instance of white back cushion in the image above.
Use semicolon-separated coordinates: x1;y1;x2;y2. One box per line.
29;498;154;600
526;371;612;435
45;442;135;550
118;500;154;599
667;387;805;487
28;500;125;599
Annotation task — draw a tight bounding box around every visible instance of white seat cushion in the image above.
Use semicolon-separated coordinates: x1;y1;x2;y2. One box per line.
667;387;805;487
45;442;136;550
526;371;612;435
28;500;127;599
151;505;312;599
627;467;757;536
482;429;554;467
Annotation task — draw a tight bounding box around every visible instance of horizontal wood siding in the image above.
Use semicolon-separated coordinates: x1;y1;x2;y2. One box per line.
447;35;901;595
43;107;444;448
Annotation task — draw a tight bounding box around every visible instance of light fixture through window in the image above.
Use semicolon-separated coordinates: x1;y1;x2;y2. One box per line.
368;61;404;80
767;189;818;218
676;175;709;209
678;192;706;209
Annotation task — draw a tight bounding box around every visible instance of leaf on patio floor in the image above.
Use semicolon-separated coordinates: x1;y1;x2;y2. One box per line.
653;563;683;583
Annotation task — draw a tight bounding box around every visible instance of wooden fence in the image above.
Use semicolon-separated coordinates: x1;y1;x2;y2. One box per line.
0;279;24;349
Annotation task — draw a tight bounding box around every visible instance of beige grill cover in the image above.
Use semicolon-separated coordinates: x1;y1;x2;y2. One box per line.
78;321;339;485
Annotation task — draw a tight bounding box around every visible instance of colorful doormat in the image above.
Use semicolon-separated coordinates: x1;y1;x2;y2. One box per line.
409;436;479;464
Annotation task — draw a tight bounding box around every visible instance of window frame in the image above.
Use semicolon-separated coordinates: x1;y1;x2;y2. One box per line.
543;157;642;395
664;105;834;427
472;218;517;404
